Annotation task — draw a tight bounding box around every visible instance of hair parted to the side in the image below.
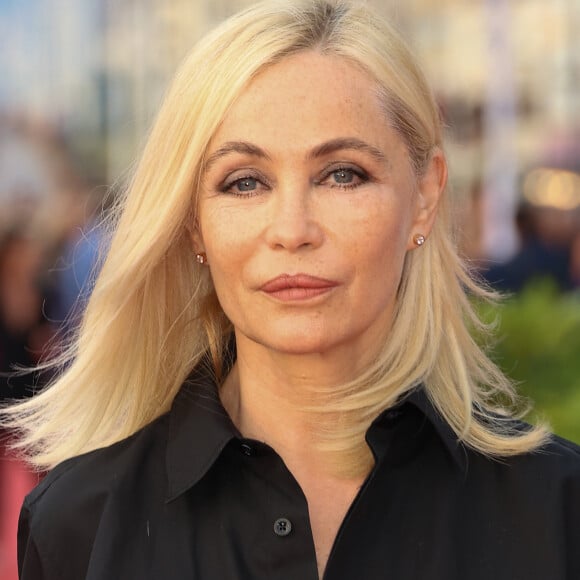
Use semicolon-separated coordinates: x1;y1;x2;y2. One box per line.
1;0;547;473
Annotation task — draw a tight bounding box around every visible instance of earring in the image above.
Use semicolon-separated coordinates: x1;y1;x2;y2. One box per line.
196;252;207;265
413;234;426;246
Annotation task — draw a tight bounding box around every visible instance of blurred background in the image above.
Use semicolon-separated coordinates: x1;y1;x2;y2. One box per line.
0;0;579;576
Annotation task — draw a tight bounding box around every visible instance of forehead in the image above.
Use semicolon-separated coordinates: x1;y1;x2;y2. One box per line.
208;51;395;152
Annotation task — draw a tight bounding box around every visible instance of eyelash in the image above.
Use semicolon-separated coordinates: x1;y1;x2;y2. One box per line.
318;164;369;190
219;172;268;198
218;164;370;197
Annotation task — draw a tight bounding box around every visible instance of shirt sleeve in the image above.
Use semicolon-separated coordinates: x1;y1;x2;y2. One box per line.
565;461;580;579
17;500;48;580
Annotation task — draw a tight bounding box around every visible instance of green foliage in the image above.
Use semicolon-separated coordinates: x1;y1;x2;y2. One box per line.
479;280;580;444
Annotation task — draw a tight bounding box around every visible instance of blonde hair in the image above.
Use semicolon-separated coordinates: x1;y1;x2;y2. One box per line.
2;0;547;474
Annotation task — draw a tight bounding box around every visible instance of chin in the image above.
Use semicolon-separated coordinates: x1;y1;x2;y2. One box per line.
249;326;348;357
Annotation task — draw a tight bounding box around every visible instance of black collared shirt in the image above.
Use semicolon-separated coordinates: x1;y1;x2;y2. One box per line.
18;363;580;579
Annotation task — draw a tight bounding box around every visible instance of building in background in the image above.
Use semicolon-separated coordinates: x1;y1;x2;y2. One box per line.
1;0;579;259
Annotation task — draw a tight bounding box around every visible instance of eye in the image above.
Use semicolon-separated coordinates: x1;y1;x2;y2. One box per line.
333;168;357;185
220;172;269;197
319;165;369;190
234;177;258;192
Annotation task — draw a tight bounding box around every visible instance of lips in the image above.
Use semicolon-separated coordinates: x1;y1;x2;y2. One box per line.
259;274;338;300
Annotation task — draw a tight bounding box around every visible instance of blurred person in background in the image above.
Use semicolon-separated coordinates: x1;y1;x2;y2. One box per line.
483;200;576;293
0;228;53;580
49;192;109;341
3;1;580;579
0;114;101;580
0;229;52;400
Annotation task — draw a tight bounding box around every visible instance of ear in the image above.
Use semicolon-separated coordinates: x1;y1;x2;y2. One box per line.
188;220;206;255
408;148;447;250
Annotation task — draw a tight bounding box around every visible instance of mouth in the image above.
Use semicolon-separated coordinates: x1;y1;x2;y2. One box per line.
259;273;338;301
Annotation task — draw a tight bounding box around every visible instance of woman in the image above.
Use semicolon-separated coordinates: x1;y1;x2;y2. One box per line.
4;1;579;578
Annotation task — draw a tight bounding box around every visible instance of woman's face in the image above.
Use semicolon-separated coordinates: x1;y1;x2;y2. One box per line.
195;51;443;364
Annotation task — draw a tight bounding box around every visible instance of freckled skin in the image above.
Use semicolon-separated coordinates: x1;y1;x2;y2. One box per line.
195;51;438;369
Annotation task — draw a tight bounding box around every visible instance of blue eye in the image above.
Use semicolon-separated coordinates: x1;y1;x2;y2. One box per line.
332;168;356;184
220;174;267;197
320;165;369;190
235;177;258;192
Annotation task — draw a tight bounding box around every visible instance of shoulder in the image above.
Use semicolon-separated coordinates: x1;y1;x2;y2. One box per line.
26;411;169;511
19;413;170;579
499;435;580;554
541;432;580;462
472;422;580;475
463;431;580;510
469;406;580;478
507;430;580;475
525;433;580;488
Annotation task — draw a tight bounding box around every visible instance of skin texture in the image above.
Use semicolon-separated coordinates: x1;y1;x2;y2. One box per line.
197;51;442;372
194;51;445;577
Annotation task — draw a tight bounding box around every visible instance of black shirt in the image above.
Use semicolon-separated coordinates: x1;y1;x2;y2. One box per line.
18;362;580;579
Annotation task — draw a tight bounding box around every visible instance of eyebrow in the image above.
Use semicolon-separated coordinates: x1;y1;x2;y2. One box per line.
202;137;388;172
306;138;388;165
203;141;271;172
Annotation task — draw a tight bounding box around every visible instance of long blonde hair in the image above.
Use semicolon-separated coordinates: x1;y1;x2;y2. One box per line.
2;0;547;473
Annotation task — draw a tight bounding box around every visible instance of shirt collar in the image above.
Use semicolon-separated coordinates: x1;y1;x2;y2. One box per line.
165;359;239;502
403;387;468;472
165;362;467;501
361;387;467;474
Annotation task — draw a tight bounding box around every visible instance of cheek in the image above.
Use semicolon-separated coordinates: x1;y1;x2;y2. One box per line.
354;228;408;287
360;227;409;308
200;204;251;259
351;198;413;260
198;206;258;307
347;209;414;306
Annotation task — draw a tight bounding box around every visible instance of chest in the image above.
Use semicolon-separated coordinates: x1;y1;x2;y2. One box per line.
305;479;364;578
75;448;568;580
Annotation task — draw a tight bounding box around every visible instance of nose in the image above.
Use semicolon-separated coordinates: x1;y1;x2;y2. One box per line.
264;184;324;252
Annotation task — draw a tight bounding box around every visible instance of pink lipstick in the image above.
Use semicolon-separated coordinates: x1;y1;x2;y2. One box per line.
259;274;338;301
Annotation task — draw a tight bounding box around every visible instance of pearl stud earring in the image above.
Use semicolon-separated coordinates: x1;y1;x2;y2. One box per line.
413;234;426;246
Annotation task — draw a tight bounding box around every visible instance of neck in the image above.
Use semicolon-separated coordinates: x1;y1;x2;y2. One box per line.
219;333;377;478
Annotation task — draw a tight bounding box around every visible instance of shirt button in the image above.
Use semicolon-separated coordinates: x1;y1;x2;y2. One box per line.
240;442;253;456
273;518;292;537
